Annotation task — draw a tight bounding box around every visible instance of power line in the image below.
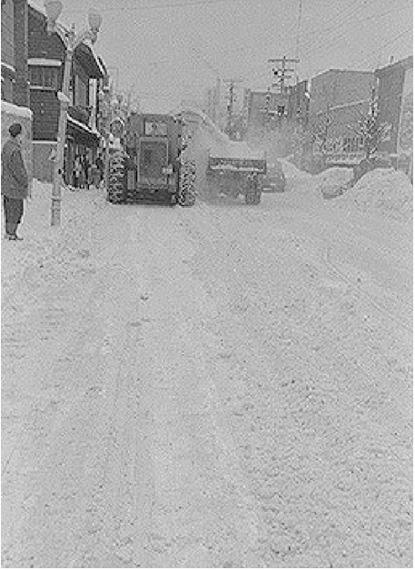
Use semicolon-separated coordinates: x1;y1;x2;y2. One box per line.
64;0;275;14
294;0;303;82
300;0;363;39
303;2;411;70
350;27;412;68
303;0;381;56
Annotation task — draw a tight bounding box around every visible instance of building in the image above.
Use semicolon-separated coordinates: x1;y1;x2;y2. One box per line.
1;0;33;184
28;0;105;182
309;69;375;166
287;80;309;126
375;56;413;176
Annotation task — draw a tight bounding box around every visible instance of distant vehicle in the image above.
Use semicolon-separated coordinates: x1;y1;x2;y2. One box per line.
206;143;267;205
263;160;286;192
106;112;195;206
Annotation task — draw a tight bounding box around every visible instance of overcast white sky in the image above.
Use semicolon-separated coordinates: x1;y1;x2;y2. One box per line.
58;0;412;111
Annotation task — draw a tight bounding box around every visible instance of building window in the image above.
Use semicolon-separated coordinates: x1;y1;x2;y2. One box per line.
351;137;359;152
29;66;59;90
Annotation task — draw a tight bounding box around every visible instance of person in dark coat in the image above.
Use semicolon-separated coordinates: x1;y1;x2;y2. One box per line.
1;123;28;240
95;155;104;186
81;155;89;189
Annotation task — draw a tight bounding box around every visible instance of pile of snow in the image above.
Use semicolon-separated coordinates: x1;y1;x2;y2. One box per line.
280;158;312;181
210;140;264;160
315;167;354;198
335;168;413;220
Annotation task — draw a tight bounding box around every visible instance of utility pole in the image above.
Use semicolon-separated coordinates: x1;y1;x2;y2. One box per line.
226;81;235;135
223;78;243;137
215;77;222;125
44;1;102;226
190;46;222;125
262;87;272;128
268;56;299;93
294;0;303;83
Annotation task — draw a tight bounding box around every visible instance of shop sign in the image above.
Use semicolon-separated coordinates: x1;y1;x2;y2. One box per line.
326;151;365;165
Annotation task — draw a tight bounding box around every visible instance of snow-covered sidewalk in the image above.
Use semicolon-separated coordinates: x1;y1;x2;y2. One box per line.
2;181;106;304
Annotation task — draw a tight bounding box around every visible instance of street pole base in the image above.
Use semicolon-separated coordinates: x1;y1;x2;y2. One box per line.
51;198;61;227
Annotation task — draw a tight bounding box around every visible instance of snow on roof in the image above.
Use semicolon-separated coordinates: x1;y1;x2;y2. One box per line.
1;62;16;74
28;58;62;67
1;100;33;119
27;0;47;17
67;115;99;137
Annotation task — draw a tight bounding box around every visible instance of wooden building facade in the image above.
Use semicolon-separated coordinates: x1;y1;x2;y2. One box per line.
28;1;105;182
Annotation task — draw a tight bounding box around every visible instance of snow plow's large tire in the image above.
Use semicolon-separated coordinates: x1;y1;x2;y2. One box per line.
107;151;126;204
245;175;262;205
245;190;255;205
253;185;262;205
206;173;219;199
178;159;196;207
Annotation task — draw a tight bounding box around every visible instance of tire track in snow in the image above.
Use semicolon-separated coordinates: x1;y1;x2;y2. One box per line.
178;198;412;567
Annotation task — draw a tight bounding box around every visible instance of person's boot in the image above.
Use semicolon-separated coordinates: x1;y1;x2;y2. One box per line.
9;223;23;241
4;222;13;239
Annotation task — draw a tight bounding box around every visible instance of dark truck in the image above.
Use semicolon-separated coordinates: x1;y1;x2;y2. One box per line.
107;112;195;206
206;142;267;204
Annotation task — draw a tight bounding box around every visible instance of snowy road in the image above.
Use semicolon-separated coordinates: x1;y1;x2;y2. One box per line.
2;180;412;567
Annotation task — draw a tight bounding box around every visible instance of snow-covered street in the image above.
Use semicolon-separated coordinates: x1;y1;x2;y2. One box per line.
2;168;412;568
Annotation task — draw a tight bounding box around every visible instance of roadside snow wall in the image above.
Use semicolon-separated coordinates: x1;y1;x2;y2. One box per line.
335;168;413;221
314;167;354;199
1;100;33;191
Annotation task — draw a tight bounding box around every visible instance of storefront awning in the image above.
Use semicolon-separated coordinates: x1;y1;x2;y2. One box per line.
66;115;101;147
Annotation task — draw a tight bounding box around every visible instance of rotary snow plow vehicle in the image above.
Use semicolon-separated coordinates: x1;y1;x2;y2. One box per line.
206;141;267;205
107;112;196;206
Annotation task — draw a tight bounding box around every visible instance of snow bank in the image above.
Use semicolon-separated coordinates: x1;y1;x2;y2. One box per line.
279;158;312;181
315;167;354;199
315;166;353;187
335;168;413;220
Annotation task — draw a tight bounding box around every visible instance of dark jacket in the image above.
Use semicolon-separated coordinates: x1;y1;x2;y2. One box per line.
1;138;28;199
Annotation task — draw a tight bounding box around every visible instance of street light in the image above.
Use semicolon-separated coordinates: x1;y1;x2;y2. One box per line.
44;0;102;226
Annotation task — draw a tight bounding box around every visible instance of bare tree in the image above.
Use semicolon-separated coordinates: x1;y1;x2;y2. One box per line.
348;88;390;160
307;103;332;170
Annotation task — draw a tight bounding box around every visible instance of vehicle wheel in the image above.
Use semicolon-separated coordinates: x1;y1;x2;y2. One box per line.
245;180;261;205
253;180;262;204
178;159;196;206
206;173;219;199
253;190;262;204
107;151;126;204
